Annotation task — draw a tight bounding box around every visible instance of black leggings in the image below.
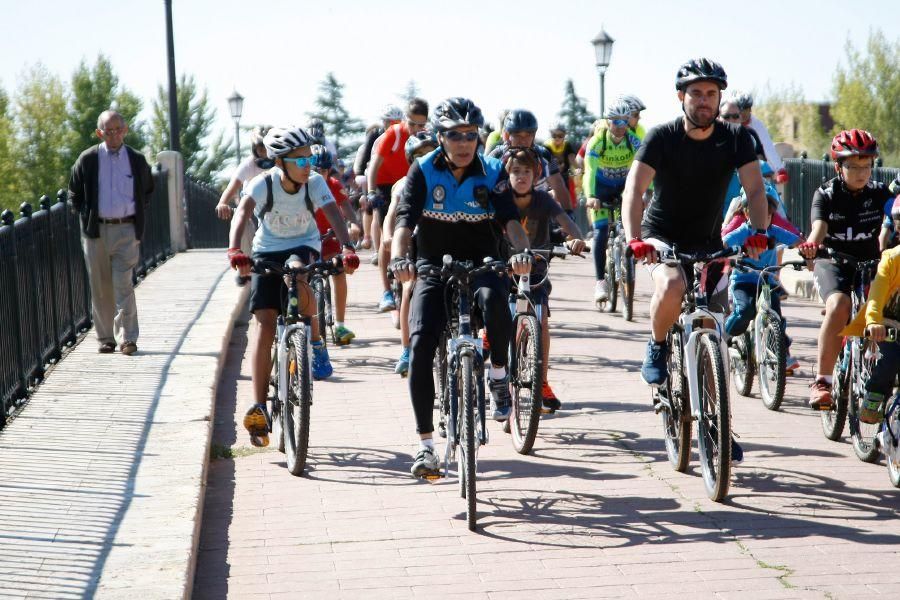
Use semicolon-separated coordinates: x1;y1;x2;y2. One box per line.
407;271;511;434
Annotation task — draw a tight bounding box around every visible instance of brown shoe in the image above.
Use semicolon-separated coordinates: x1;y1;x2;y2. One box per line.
809;378;833;410
98;342;116;354
120;341;138;356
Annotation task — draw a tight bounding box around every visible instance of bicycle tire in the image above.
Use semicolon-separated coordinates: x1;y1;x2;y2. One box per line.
696;334;731;502
662;326;691;472
886;398;900;487
313;278;327;350
822;345;849;441
758;314;787;411
269;342;285;453
436;330;450;439
457;353;477;531
283;329;312;476
621;253;635;322
606;235;618;313
510;315;542;455
731;331;755;398
849;344;880;463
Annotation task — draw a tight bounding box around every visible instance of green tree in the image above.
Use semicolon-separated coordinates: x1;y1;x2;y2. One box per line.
557;79;596;144
0;85;24;212
398;80;420;104
754;83;830;159
65;54;145;169
831;30;900;165
307;72;365;158
14;63;69;205
148;73;232;186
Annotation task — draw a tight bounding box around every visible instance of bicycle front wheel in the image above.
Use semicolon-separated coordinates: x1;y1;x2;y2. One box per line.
662;326;691;472
758;313;787;411
696;334;731;501
605;236;618;313
730;331;755;398
886;399;900;487
510;315;542;455
270;341;285;453
283;329;312;476
850;344;880;463
456;353;477;531
822;344;849;441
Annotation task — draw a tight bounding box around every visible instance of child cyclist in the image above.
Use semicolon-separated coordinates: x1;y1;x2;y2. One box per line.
843;198;900;425
583;99;642;304
310;144;362;345
382;130;440;376
226;126;359;447
505;147;586;410
722;185;802;368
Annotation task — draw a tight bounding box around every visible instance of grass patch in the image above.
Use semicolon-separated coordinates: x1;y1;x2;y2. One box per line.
210;443;271;460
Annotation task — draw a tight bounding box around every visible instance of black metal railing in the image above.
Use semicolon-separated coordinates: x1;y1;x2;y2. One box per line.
783;156;899;235
185;176;229;249
0;168;174;426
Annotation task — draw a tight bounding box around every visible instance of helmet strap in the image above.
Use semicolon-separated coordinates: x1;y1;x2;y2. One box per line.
681;100;719;133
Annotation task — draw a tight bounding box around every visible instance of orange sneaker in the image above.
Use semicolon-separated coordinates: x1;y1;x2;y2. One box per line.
541;381;561;412
808;378;834;410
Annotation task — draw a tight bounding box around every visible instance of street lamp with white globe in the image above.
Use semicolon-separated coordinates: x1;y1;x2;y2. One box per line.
227;90;244;165
591;28;615;117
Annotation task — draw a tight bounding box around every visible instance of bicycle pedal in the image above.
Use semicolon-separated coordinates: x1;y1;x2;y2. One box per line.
249;433;269;448
540;407;556;415
421;470;444;481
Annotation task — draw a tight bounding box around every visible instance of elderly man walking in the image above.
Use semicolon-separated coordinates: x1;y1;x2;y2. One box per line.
68;110;154;355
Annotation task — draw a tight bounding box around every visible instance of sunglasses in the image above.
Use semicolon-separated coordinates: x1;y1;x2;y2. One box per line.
609;119;629;127
281;156;315;168
721;113;741;120
407;119;428;128
443;130;479;142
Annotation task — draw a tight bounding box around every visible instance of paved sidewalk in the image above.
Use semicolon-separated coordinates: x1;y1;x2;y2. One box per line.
0;249;245;599
194;251;900;600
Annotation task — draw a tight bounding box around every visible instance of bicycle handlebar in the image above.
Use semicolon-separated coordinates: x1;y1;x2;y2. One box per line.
661;245;742;266
236;255;347;287
416;255;509;281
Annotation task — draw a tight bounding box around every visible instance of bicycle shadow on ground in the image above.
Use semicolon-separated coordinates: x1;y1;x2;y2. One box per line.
303;446;418;486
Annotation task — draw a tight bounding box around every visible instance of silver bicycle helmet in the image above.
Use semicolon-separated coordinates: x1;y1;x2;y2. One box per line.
263;126;313;159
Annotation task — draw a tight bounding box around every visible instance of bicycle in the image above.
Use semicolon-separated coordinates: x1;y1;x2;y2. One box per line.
238;254;348;476
421;255;508;531
310;230;348;347
653;245;739;501
729;257;807;411
819;249;880;442
606;210;637;321
874;338;900;486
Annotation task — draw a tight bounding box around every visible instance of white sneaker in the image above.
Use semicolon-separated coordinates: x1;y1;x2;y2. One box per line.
411;446;440;477
594;280;609;302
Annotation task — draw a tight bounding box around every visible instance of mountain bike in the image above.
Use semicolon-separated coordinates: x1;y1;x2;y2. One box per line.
238;254;348;476
820;250;880;442
422;255;508;531
653;245;739;501
729;258;807;411
596;203;636;320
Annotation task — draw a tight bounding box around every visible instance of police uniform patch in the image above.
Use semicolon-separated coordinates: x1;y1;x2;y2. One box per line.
433;184;445;210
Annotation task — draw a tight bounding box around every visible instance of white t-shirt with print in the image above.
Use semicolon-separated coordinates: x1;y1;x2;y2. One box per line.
246;169;335;254
234;155;265;188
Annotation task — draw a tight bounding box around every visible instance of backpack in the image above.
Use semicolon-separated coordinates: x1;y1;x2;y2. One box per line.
595;128;635;158
258;173;314;219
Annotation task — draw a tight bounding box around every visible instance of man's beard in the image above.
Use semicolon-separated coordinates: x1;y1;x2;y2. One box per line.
686;105;716;129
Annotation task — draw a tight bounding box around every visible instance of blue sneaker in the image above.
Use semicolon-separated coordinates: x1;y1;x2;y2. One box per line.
640;339;668;388
378;290;396;313
312;342;333;380
395;346;410;376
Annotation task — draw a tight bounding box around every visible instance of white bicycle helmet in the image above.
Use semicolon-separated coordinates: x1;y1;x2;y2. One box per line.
604;100;633;120
381;105;404;121
263;126;312;159
725;90;753;111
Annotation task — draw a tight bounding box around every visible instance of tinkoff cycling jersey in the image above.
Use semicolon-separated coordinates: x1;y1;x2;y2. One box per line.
811;176;893;260
395;149;517;264
583;128;642;198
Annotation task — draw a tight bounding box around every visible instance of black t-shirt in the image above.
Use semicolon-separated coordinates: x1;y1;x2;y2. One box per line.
810;177;893;260
516;189;563;249
395;156;518;265
638;118;758;252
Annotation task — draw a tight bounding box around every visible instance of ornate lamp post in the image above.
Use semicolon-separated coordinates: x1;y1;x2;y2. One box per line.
591;28;615;117
227;90;244;165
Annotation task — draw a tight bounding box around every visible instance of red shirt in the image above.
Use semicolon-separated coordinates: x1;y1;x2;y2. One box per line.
372;122;411;186
316;177;348;235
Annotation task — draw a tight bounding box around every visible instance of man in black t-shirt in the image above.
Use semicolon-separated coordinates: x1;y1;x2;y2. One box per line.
621;58;769;401
796;129;892;410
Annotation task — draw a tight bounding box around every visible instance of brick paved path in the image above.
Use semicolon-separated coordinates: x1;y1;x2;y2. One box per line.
194;251;900;600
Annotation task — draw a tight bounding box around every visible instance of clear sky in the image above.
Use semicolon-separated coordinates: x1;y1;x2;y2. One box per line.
1;0;894;144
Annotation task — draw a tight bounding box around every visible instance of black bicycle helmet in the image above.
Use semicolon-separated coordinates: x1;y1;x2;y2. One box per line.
432;97;484;132
675;57;728;91
310;144;334;171
503;109;538;134
404;130;438;163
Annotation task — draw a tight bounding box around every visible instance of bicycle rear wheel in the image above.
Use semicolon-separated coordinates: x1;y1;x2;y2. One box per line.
269;341;285;453
886;398;900;487
313;278;328;350
456;353;477;531
696;334;731;501
758;314;787;411
822;344;850;441
436;330;450;438
850;344;880;463
621;252;635;322
662;326;691;472
283;329;312;476
730;331;755;398
510;315;542;455
605;235;618;313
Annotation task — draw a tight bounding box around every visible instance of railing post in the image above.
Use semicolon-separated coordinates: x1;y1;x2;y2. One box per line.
157;150;186;252
19;202;44;383
40;195;62;363
57;189;77;345
3;209;27;404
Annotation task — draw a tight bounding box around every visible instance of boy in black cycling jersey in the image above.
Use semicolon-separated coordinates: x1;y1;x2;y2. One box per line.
797;129;894;410
505;147;585;410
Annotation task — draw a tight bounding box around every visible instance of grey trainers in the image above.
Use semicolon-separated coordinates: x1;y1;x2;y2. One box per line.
489;376;512;421
411;446;439;477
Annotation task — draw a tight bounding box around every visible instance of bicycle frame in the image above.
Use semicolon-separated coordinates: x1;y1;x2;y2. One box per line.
680;305;728;419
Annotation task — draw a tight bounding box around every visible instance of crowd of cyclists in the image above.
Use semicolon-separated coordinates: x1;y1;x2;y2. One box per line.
217;56;900;480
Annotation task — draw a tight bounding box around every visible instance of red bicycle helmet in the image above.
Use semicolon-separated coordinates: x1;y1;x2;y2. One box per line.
830;129;879;161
